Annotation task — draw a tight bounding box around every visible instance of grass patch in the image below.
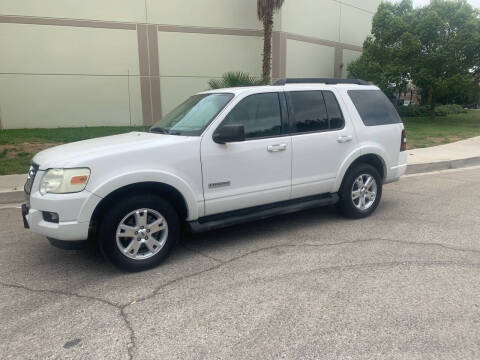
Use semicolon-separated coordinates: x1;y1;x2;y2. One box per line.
0;126;148;145
0;111;479;175
403;110;480;149
0;126;147;175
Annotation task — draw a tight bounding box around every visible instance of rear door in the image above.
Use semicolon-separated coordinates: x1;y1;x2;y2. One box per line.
288;90;357;198
347;89;405;173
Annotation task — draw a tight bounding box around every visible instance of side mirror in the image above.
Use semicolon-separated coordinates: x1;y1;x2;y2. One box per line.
213;124;245;144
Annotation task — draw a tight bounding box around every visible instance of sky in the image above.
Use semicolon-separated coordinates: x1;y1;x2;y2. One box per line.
405;0;480;7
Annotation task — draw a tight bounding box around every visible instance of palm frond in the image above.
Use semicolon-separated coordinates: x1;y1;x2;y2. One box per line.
257;0;285;21
208;72;267;89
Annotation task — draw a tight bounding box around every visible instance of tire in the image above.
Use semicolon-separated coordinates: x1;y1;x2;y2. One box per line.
98;194;180;272
338;163;382;219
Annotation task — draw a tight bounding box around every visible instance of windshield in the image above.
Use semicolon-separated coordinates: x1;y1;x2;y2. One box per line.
150;93;234;136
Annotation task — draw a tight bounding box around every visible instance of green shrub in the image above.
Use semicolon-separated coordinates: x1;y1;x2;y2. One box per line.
396;106;429;117
436;104;467;115
208;71;266;89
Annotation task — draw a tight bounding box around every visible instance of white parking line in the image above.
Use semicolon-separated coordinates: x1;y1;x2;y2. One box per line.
0;203;22;210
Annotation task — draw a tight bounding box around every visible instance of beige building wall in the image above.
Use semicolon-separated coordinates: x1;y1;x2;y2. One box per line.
286;40;335;78
0;0;380;129
157;32;263;114
342;49;363;78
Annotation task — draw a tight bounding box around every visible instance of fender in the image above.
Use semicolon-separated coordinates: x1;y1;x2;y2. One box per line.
79;170;202;222
333;145;388;192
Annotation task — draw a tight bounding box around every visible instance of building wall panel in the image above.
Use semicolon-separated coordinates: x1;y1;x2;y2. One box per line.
0;23;139;75
342;49;362;78
338;0;380;14
157;31;263;114
0;74;142;129
147;0;260;30
340;5;374;47
281;0;340;42
157;32;262;77
0;0;146;23
286;40;335;78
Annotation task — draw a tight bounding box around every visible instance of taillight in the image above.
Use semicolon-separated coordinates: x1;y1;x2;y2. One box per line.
400;129;407;151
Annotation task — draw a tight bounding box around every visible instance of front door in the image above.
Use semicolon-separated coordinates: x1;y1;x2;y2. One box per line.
201;92;292;216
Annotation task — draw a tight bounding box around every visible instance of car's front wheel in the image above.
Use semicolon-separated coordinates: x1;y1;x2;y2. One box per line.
99;194;179;271
338;163;382;219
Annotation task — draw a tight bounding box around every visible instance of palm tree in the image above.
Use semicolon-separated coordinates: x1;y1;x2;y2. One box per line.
257;0;285;83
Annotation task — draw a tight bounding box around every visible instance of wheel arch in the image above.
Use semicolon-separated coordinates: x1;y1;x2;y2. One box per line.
335;153;387;192
88;181;190;242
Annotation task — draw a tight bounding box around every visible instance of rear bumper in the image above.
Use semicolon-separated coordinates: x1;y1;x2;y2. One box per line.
384;163;407;184
385;152;408;184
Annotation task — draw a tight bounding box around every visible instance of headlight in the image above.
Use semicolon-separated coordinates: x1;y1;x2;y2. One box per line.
39;168;90;195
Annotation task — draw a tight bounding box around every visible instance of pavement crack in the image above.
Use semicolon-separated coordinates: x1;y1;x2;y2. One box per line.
124;237;480;308
3;237;478;360
181;244;225;263
119;307;137;360
0;280;138;360
0;280;119;307
300;237;480;255
260;260;480;283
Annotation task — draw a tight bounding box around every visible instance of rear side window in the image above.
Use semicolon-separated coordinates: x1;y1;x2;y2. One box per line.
348;90;402;126
323;91;344;130
289;91;344;133
290;91;329;132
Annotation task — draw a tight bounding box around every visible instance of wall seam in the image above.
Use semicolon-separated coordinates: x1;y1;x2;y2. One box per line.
0;14;363;51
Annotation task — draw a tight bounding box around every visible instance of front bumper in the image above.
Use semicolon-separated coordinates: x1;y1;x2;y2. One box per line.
23;207;90;241
23;181;102;242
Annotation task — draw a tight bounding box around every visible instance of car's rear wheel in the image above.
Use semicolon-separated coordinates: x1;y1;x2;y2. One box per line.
99;194;179;271
338;163;382;219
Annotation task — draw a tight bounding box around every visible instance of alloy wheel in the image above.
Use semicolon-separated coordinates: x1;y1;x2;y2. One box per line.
351;174;377;211
115;208;168;260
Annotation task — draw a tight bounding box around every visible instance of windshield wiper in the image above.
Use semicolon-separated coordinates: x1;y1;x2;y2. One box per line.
150;127;170;134
168;131;182;135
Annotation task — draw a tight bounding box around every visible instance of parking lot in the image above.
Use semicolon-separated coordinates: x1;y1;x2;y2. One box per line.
1;166;480;359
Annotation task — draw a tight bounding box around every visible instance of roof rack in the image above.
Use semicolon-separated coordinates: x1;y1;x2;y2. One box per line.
273;78;370;86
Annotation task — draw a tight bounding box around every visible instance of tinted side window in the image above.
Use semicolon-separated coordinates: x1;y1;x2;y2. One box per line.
290;91;329;133
223;93;282;139
323;91;345;130
348;90;402;126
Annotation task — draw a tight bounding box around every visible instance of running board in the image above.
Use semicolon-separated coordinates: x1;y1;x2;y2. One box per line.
188;193;339;233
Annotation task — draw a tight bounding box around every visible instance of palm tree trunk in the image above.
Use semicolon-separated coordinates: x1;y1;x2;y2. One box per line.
262;16;273;83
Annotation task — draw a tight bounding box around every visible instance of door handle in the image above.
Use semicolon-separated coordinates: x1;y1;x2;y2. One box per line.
267;144;287;152
337;135;353;143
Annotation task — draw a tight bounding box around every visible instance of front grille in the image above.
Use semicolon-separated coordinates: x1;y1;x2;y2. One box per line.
24;163;39;196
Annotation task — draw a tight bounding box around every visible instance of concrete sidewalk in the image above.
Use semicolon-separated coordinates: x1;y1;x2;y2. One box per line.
406;136;480;174
1;136;480;203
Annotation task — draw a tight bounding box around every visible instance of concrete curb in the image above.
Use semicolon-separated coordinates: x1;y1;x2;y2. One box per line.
406;156;480;175
1;157;480;205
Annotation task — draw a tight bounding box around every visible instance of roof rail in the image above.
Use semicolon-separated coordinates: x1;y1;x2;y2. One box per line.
273;78;370;86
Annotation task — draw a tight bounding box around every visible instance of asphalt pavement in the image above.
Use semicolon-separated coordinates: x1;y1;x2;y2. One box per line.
1;166;480;359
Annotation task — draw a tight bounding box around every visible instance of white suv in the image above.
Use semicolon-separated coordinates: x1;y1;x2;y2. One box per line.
22;78;407;271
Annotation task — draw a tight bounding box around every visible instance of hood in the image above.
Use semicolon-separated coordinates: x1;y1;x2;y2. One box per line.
33;132;191;169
